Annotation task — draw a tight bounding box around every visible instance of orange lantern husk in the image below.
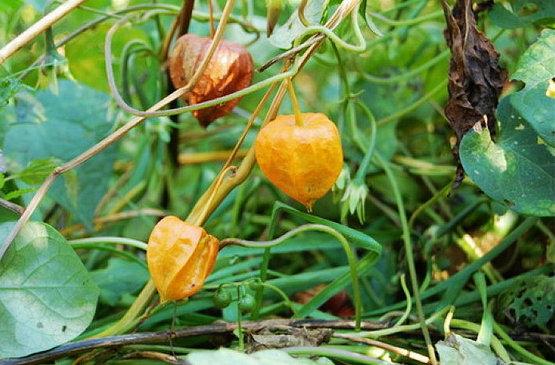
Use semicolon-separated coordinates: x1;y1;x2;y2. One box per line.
147;216;219;302
254;112;344;210
168;34;254;127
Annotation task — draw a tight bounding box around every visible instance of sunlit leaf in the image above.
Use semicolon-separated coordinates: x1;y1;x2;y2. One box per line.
0;221;99;358
460;97;555;216
510;29;555;147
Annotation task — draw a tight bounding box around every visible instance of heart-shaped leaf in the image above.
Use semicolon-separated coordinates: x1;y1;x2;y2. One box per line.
510;29;555;146
2;80;117;227
460;97;555;216
0;221;99;358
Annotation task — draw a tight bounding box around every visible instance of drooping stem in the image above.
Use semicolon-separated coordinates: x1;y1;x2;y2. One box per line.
68;237;148;251
221;223;362;329
92;280;157;338
374;152;438;365
287;78;304;127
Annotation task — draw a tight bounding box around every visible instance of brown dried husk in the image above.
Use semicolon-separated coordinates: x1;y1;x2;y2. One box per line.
169;34;254;127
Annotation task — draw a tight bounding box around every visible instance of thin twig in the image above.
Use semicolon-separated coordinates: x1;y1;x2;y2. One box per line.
3;319;387;365
60;208;166;236
0;198;24;215
0;0;87;65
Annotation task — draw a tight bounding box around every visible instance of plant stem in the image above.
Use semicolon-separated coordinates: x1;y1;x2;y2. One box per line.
493;322;555;365
287;78;304;126
222;223;362;329
284;346;390;365
92;280;157;338
68;237;148;251
374;152;437;365
0;0;87;65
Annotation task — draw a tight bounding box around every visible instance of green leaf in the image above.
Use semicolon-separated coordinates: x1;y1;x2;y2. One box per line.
90;258;148;306
65;23;148;92
0;77;24;107
2;80;117;226
185;348;333;365
12;158;58;185
510;29;555;147
0;221;99;358
269;0;329;49
497;275;555;330
3;188;36;201
437;334;504;365
489;0;555;29
459;97;555;216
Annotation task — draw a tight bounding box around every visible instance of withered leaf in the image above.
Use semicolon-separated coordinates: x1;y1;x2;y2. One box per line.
442;0;507;185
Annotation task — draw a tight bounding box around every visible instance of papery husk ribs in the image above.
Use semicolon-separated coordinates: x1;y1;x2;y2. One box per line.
169;34;254;127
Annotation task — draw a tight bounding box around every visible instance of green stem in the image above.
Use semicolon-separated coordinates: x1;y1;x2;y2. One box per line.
68;242;145;267
493;322;555;365
69;236;148;251
358;305;450;338
367;9;443;26
374;152;437;365
408;180;452;228
222;223;362;329
353;102;378;181
91;280;156;338
377;79;447;126
236;286;244;350
363;50;448;84
261;282;296;315
284;346;389;365
393;274;412;327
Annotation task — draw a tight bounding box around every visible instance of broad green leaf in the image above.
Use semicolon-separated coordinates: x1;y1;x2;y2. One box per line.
0;221;99;358
437;334;504;365
90;257;148;306
269;0;329;49
185;348;333;365
511;29;555;146
2;80;117;226
460;97;555;216
489;0;555;29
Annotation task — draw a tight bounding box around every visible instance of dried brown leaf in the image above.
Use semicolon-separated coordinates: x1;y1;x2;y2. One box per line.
442;0;507;185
